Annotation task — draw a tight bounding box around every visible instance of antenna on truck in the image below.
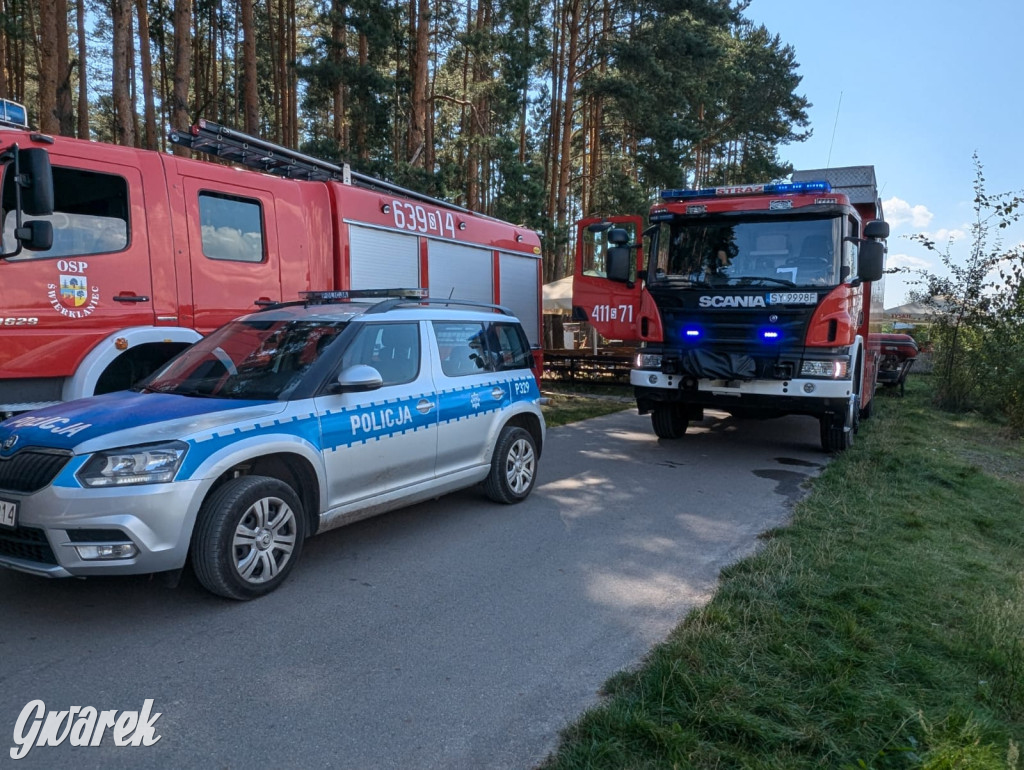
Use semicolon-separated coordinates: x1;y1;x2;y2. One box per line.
168;119;497;221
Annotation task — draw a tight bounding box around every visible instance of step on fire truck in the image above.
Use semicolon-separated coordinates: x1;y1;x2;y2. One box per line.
0;100;543;416
572;166;888;452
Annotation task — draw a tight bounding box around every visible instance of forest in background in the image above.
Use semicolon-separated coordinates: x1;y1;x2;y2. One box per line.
0;0;811;280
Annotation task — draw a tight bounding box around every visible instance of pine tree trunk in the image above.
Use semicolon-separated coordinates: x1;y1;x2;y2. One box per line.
136;0;157;148
38;0;58;132
408;0;429;166
76;0;89;138
0;0;7;99
241;0;259;133
330;0;347;151
171;0;193;155
111;0;136;146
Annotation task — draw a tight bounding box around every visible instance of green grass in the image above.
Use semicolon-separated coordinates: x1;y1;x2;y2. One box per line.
543;376;1024;769
542;383;633;427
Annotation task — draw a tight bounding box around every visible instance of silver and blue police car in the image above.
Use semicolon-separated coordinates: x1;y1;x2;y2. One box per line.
0;291;545;599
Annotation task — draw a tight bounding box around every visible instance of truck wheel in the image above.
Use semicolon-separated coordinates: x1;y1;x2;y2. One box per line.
191;475;306;600
819;395;856;453
483;426;537;504
651;406;688;439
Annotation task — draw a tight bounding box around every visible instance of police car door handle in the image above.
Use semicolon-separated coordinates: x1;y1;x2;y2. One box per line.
113;292;150;302
416;399;435;415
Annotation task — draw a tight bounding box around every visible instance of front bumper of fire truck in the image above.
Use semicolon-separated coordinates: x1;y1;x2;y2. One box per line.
631;349;855;416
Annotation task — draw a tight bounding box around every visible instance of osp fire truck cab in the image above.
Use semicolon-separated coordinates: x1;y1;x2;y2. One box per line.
572;166;888;452
0;101;543;417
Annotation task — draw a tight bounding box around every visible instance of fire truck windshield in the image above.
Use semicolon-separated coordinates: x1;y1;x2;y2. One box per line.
650;216;842;288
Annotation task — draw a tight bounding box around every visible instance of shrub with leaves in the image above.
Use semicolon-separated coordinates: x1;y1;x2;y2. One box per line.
905;155;1024;433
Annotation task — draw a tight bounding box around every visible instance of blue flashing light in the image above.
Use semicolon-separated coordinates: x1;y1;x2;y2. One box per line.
682;326;703;341
760;328;783;343
661;180;832;202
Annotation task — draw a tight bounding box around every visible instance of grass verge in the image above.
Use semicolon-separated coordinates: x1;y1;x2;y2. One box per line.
542;376;1024;769
542;383;633;428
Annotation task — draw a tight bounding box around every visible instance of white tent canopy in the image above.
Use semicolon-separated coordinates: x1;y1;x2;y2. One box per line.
542;275;574;313
883;300;946;321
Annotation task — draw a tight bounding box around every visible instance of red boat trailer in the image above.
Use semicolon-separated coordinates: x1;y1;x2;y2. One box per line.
872;333;919;395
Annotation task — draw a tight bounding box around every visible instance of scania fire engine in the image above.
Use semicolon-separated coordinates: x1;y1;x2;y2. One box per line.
572;166;888;452
0;99;543;416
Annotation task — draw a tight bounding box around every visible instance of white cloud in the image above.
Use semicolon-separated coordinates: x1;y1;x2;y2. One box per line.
922;228;966;244
882;197;933;229
886;252;931;271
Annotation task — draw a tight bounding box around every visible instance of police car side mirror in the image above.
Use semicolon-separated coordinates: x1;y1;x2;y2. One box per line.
334;364;383;393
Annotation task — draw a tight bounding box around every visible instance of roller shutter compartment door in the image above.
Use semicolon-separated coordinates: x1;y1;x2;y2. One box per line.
428;242;493;305
349;226;420;289
499;253;540;346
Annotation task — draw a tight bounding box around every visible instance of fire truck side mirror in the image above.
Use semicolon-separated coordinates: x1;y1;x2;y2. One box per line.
863;220;889;240
17;148;55;216
858;240;885;283
15;219;53;251
607;245;632;283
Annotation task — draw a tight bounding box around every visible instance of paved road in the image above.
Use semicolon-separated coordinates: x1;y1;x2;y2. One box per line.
0;409;827;769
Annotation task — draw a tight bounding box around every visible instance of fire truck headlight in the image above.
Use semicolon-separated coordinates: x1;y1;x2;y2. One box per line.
77;441;189;487
635;352;662;369
800;360;850;379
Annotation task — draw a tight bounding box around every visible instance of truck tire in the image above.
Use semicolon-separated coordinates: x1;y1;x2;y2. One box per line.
819;395;857;453
191;475;306;600
651;405;688;439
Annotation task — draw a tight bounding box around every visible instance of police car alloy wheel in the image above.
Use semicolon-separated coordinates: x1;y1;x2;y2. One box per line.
191;476;307;600
484;426;537;504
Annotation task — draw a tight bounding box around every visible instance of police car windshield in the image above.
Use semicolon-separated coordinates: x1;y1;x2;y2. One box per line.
138;319;348;400
652;216;842;288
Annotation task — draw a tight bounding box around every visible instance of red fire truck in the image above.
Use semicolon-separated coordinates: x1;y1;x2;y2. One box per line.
0;103;543;416
572;166;888;452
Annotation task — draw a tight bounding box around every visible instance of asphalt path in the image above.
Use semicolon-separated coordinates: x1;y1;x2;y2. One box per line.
0;408;828;769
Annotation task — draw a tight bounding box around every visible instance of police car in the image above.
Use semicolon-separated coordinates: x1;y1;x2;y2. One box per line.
0;290;545;599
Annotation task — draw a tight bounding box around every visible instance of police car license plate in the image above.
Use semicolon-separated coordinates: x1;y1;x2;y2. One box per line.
0;498;16;529
768;292;817;305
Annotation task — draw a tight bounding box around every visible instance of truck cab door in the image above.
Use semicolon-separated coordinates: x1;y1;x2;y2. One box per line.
572;215;663;343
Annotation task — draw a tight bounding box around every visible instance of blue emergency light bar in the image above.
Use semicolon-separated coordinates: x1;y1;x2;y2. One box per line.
661;180;832;202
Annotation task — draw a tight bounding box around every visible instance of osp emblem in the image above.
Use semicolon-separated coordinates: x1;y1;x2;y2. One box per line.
47;261;101;319
59;274;89;308
2;434;18;451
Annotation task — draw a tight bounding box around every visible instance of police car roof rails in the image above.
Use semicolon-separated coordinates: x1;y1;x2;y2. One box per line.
366;296;514;317
168;119;499;220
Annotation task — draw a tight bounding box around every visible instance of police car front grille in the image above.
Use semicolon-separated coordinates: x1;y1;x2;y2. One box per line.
0;449;73;493
0;525;58;565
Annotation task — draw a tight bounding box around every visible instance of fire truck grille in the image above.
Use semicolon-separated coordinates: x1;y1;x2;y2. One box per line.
0;525;58;565
0;449;73;493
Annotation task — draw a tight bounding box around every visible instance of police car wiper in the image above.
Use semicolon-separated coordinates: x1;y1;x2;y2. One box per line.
731;276;796;288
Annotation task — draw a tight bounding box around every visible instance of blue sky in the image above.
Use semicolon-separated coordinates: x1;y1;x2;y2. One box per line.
744;0;1024;307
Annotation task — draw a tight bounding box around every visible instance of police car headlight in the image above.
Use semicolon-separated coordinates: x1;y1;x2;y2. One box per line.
77;441;189;487
800;360;849;379
635;352;663;369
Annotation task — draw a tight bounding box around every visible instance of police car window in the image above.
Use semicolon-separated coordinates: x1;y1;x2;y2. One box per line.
141;319;347;400
434;322;493;376
487;322;532;371
1;166;129;259
341;323;420;386
198;192;265;262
